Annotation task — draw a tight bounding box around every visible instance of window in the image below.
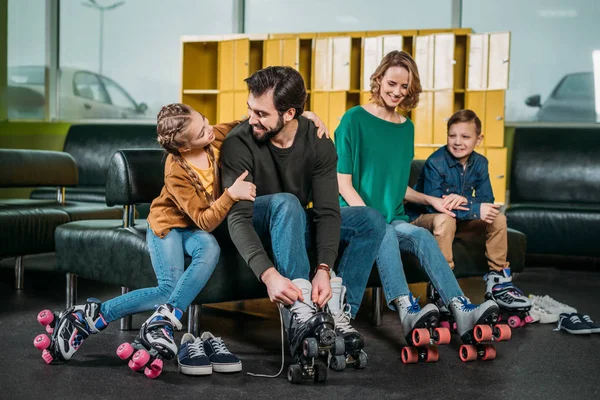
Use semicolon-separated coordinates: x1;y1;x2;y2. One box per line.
553;73;594;100
101;76;138;110
73;72;110;104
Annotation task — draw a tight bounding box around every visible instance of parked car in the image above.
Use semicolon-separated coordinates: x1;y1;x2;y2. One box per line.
525;72;596;122
7;66;148;120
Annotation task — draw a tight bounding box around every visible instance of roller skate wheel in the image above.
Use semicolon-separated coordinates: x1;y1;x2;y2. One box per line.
312;360;327;383
45;325;54;334
332;336;345;356
41;349;54;364
287;364;302;384
131;349;151;367
474;324;493;342
331;354;346;371
302;338;318;359
116;342;135;360
412;328;431;347
507;315;521;329
452;322;457;331
524;315;535;324
434;327;451;345
354;350;368;369
401;346;419;364
459;344;477;362
440;320;451;330
37;310;54;326
481;344;496;361
34;334;51;350
425;345;439;363
493;324;512;342
128;359;144;372
144;359;163;379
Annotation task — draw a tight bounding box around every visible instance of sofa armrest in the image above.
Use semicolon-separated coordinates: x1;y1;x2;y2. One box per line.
0;149;77;188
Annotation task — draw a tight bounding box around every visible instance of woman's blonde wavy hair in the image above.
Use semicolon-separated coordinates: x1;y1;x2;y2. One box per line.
369;50;422;111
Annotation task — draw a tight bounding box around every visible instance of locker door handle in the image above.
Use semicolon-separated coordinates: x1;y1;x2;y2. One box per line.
452;60;457;65
496;116;503;121
444;117;450;122
503;58;509;63
344;62;349;66
496;175;505;179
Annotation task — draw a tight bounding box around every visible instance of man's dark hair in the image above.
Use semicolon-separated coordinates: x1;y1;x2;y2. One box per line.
244;66;307;119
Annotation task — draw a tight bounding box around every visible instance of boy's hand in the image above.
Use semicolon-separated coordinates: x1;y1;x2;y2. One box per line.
480;203;501;223
442;194;469;210
303;111;329;139
311;269;332;308
427;196;457;217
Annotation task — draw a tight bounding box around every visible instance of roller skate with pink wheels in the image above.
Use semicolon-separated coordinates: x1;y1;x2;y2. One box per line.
485;268;533;329
427;282;457;332
397;294;450;364
449;296;511;362
116;303;183;379
33;298;108;364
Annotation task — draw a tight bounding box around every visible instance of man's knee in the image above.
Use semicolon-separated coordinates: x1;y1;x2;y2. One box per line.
270;193;303;215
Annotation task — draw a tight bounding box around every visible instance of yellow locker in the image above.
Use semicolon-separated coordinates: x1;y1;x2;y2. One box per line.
360;91;371;105
263;39;282;68
182;42;218;90
328;91;347;133
382;35;404;56
433;91;454;144
467;34;488;90
233;39;250;91
362;37;381;91
313;38;332;90
414;35;434;90
311;92;330;132
182;93;217;124
217;92;234;123
234;91;248;121
487;32;510;90
282;38;299;69
218;41;234;91
413;91;434;145
485;91;505;147
332;37;351;91
465;91;486;148
433;33;455;90
414;146;436;160
485;147;507;204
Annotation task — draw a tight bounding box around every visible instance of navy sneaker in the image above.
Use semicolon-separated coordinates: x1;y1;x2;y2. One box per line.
578;314;600;333
554;313;592;335
200;332;242;373
177;333;212;375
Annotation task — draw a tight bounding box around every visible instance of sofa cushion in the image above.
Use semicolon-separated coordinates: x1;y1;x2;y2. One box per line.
0;149;77;188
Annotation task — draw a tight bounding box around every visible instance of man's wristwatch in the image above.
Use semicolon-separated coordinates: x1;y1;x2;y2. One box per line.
315;263;331;278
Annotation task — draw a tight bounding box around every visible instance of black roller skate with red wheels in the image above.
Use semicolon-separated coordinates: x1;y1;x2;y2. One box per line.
485;269;534;329
396;294;451;364
449;296;512;362
33;298;108;364
282;279;339;384
116;304;183;379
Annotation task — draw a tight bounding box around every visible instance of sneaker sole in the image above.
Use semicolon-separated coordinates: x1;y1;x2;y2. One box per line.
212;362;242;373
560;328;592;335
178;362;213;376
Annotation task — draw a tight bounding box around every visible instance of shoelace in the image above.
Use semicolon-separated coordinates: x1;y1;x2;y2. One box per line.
456;296;478;312
553;314;583;331
581;315;595;324
211;338;231;355
188;339;207;358
246;303;286;379
291;300;318;324
333;304;356;334
406;294;421;314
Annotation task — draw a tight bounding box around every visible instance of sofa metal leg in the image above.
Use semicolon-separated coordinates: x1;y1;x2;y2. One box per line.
66;273;77;308
187;304;201;336
120;287;132;331
15;256;24;290
372;287;383;326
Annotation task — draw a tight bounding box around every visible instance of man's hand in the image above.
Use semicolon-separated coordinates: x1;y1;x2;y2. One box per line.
442;194;469;210
426;196;464;217
480;203;500;224
303;111;329;139
311;269;332;308
261;267;304;305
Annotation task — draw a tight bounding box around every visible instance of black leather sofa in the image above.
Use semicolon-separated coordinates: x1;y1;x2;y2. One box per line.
56;149;526;334
0;149;122;289
506;126;600;259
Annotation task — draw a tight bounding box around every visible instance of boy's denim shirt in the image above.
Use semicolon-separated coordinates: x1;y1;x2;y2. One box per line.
408;145;494;221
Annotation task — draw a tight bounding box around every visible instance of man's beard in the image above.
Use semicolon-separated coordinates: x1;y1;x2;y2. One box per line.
252;114;284;144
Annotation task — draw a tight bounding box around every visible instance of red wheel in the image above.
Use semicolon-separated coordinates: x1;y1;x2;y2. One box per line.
131;349;150;367
481;344;496;361
37;310;54;326
33;334;51;350
116;342;134;360
440;321;451;330
144;359;163;379
434;327;451;345
494;324;512;341
412;328;431;347
459;344;477;362
128;359;144;372
425;346;439;363
508;316;521;328
401;346;419;364
474;324;493;342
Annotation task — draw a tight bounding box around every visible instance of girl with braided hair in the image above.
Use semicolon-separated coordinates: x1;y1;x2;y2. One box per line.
34;102;329;379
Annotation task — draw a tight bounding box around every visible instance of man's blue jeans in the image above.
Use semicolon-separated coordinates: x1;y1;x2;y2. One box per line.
252;194;386;317
376;220;464;310
101;228;220;323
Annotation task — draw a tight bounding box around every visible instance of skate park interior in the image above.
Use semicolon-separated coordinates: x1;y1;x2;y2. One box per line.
2;0;600;398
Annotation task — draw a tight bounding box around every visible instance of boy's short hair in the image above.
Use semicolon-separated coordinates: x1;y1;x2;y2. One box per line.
447;109;482;136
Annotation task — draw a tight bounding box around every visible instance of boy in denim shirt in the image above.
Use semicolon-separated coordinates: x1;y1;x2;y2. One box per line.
410;109;532;321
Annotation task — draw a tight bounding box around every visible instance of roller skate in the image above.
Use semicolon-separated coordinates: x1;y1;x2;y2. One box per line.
397;294;451;364
427;282;456;332
327;277;365;371
485;268;533;329
449;296;511;362
33;298;108;364
116;304;183;379
282;279;337;384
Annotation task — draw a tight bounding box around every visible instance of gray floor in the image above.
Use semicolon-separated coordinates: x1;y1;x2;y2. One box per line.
1;258;599;400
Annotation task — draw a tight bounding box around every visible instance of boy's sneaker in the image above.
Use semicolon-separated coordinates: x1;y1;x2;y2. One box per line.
177;333;212;376
529;294;577;315
200;332;242;373
529;305;559;324
554;313;591;335
578;314;600;333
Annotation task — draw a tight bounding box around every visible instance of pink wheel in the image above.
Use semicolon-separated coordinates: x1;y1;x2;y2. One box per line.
131;349;150;368
116;343;134;360
524;315;534;324
45;325;54;334
474;324;493;342
434;327;451;345
493;324;512;342
41;349;54;364
507;316;521;329
459;344;477;362
440;321;451;330
412;328;431;347
401;346;419;364
481;344;496;361
34;334;51;350
452;322;457;331
425;345;439;363
37;310;54;326
128;359;144;372
144;359;163;379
